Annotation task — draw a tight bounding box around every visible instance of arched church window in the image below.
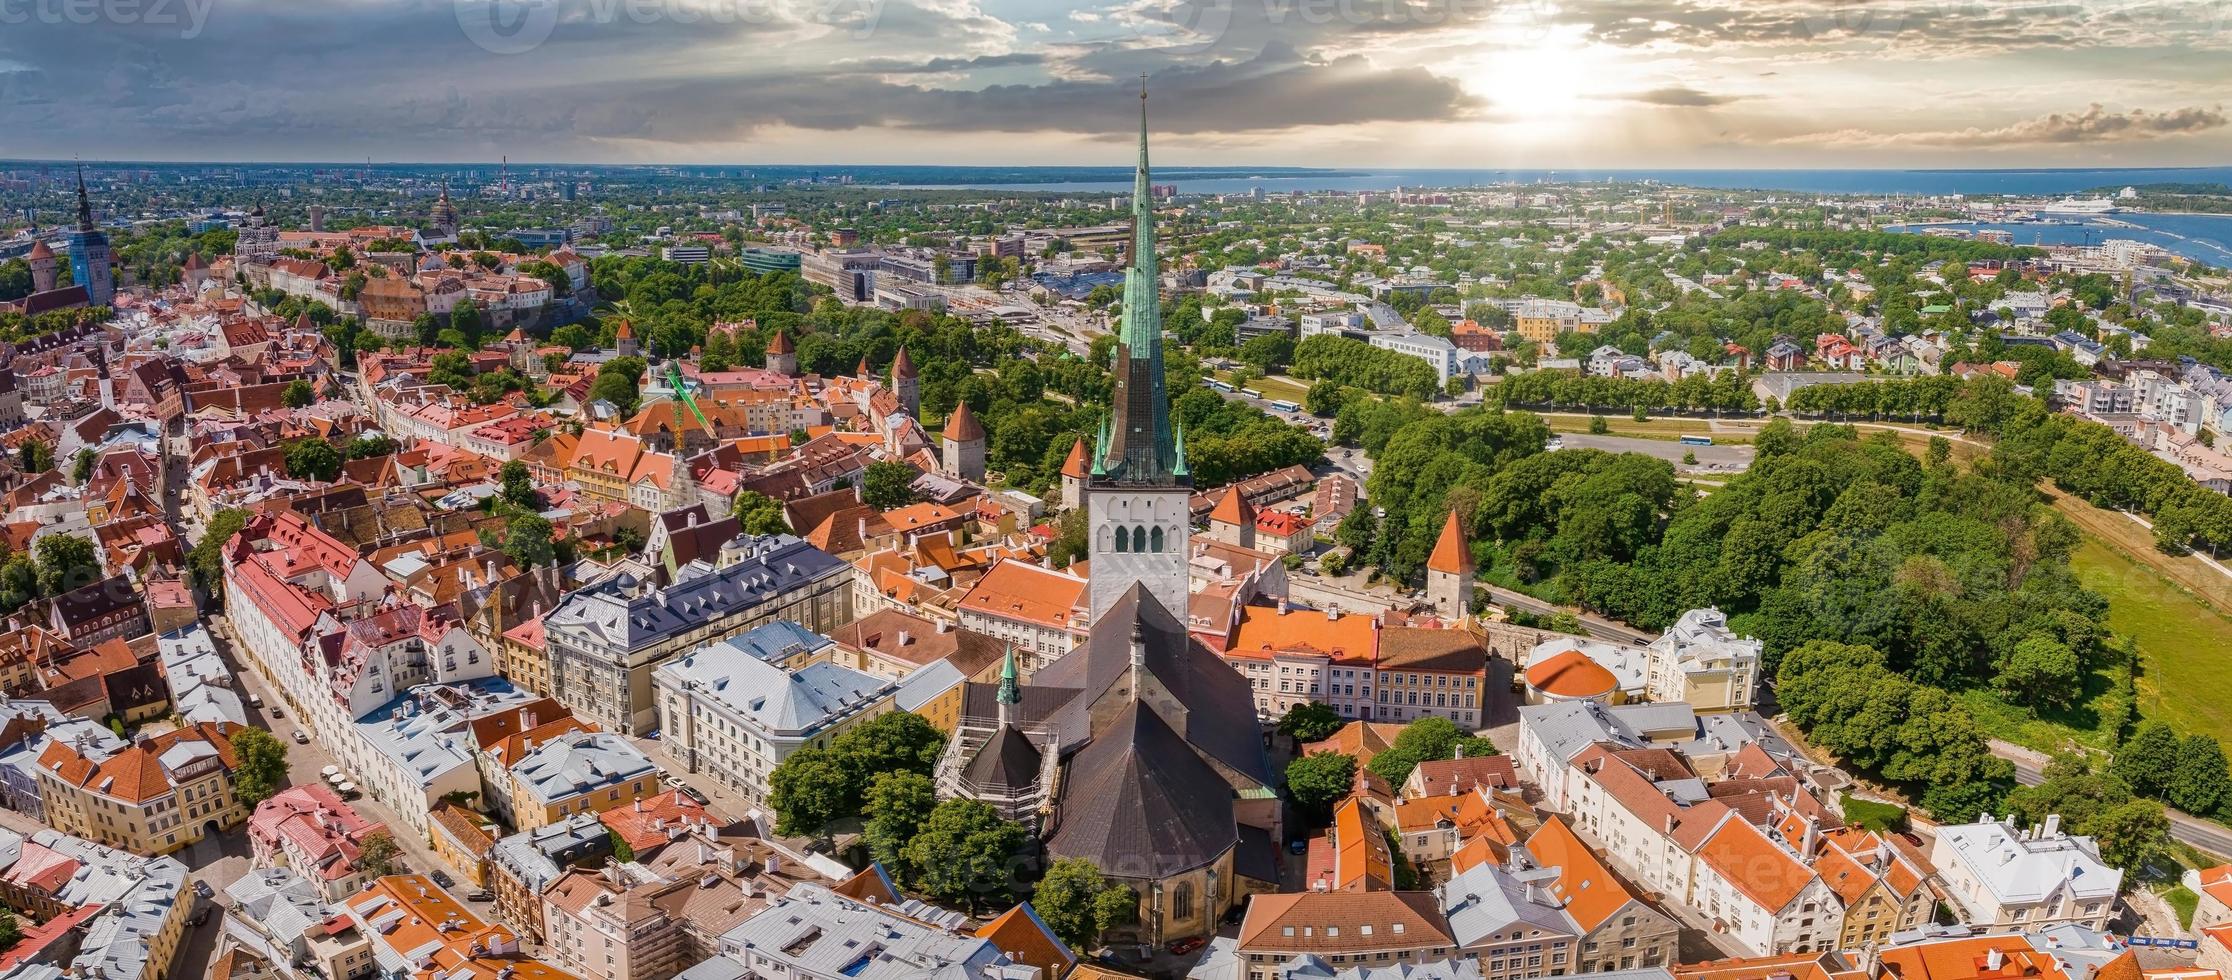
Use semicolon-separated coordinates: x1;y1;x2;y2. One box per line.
1134;525;1150;552
1172;882;1194;921
1150;526;1164;553
1115;526;1130;553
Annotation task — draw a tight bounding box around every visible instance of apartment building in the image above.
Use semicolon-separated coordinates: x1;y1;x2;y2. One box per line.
654;634;895;803
540;823;829;980
954;559;1089;672
223;867;380;980
36;720;248;855
713;880;1038;979
543;533;852;734
1644;608;1761;712
1930;814;2120;931
246;783;386;901
1228;891;1460;980
507;730;661;831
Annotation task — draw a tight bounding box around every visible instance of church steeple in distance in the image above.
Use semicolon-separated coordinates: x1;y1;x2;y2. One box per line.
1097;74;1186;488
75;162;93;232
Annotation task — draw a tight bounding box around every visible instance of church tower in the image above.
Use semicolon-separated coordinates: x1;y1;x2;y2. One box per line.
891;346;921;418
1086;77;1192;623
66;164;113;307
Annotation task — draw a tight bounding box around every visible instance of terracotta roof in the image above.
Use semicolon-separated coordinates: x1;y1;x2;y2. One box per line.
942;401;984;441
1695;817;1814;913
1060;436;1090;479
1526;650;1617;699
891;346;917;380
1427;509;1471;575
976;903;1076;978
958;558;1087;632
1208;486;1256;527
1227;605;1378;665
1302;721;1407;765
1333;797;1392;892
1378;627;1487;673
1238;890;1453;954
1524;815;1639;932
766;330;794;355
599;789;717;854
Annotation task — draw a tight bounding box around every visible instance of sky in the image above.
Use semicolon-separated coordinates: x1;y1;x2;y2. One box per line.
1;0;2228;168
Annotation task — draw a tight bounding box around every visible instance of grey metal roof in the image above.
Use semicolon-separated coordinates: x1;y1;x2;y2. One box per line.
512;731;659;807
545;534;846;655
656;637;893;739
1437;860;1580;948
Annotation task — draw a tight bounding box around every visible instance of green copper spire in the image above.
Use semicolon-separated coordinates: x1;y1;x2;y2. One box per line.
998;642;1020;705
1096;74;1186;487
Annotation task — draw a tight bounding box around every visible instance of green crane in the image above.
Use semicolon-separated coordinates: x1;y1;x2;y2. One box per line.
666;362;715;436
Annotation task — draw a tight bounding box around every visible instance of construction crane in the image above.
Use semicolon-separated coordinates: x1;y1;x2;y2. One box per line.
667;361;715;437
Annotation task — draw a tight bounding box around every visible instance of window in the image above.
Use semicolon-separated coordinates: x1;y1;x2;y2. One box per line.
1172;882;1193;921
1134;525;1150;552
1115;526;1129;552
1150;526;1165;552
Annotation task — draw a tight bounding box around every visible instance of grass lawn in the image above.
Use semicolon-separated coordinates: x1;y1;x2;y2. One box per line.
2161;883;2201;929
2074;536;2232;749
1214;371;1312;404
1839;794;1909;832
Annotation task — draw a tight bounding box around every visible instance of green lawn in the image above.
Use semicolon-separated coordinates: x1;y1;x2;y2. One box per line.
1839;794;1908;832
2074;537;2232;749
2162;883;2201;929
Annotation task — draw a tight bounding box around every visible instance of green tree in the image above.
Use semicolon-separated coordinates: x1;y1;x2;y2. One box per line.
1034;857;1137;950
281;379;316;408
863;770;938;883
498;513;558;568
1996;633;2081;711
828;711;946;796
284;438;343;482
499;460;541;509
70;448;94;484
18;441;51;474
231;727;290;805
903;800;1029;912
0;908;20;951
1277;702;1344;744
732;490;790;536
347;434;398;459
2169;735;2232;816
2113;720;2182;799
861;460;919;510
1286;751;1357;819
768;748;849;836
359;831;402;877
589;360;645;415
189;508;251;598
35;534;100;597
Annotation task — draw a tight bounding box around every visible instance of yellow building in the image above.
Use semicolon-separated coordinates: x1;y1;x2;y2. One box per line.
429;802;500;888
35;721;249;855
506;730;661;832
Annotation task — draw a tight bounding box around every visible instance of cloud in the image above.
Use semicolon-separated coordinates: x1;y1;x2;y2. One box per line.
1609;85;1742;106
1783;103;2228;147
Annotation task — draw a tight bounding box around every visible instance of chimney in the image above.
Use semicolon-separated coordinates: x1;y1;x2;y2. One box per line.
687;510;699;528
1985;948;2004;972
2043;814;2061;838
935;620;952;634
896;630;911;646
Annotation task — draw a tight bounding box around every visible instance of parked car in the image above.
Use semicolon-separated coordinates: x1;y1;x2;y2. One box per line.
1167;937;1207;957
1286;838;1307;855
269;705;283;718
467;890;493;902
247;694;264;708
431;870;455;888
291;729;309;744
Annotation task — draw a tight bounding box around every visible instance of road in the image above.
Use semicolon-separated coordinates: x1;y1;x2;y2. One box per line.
1555;432;1753;474
1988;739;2232;858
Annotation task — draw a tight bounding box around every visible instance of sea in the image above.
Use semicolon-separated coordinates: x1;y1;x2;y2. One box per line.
1884;213;2232;266
880;165;2232;265
884;166;2232;197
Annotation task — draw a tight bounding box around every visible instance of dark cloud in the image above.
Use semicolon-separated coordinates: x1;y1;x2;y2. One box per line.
1783;103;2229;147
1610;85;1742;107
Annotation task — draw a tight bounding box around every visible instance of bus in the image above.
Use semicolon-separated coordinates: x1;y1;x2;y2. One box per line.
1679;435;1714;447
1205;379;1234;393
1268;399;1300;413
1239;388;1265;400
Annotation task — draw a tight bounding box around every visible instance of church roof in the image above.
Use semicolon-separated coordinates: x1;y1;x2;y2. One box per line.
962;724;1041;793
1031;583;1270;786
892;346;917;380
767;330;794;355
1059;437;1090;480
1046;699;1238;879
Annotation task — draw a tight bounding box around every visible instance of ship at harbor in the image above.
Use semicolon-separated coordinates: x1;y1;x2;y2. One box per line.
2036;196;2122;215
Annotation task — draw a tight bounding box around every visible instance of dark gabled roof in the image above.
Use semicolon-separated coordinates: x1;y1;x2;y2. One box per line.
963;723;1042;792
49;575;141;630
1234;823;1280;884
1046;699;1238;880
1032;583;1271;786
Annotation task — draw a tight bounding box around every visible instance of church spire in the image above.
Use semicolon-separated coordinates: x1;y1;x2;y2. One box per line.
997;642;1020;728
1097;74;1184;486
75;162;93;232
